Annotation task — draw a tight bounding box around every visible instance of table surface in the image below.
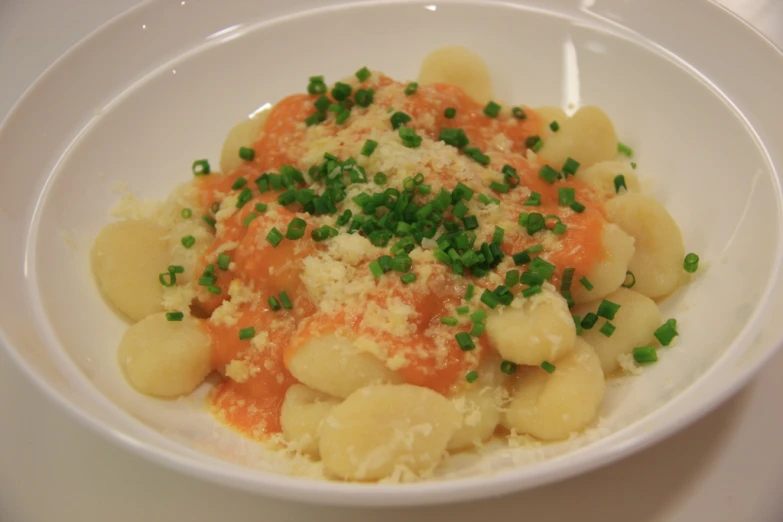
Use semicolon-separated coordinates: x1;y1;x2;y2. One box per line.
2;1;783;520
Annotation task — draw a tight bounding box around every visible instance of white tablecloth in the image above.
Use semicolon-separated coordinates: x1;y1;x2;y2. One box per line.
2;1;782;520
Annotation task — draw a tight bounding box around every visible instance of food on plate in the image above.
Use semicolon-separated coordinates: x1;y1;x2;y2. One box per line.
91;47;699;481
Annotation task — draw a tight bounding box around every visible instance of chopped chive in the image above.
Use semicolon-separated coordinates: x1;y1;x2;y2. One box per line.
192;159;210;176
502;164;520;187
441;316;459;326
599;321;616;337
462;215;479;230
231;177;248;191
456;305;470;315
570;201;586;213
522;285;542;298
266;227;284;247
390;111;412;129
553;222;567;235
561;267;575;292
466;370;479;383
165;312;184;321
654;319;678;346
355;66;371;82
505;269;520;287
490;181;509;194
372;172;387;185
180;208;192;219
210;202;220;214
684;253;700;273
335;107;351;125
354;88;375;107
361;139;378;156
206;285;221;295
465;284;475;300
525;135;540;148
399;127;422;148
470;310;487;325
614;174;627;193
217;253;231;271
512;107;527;120
483;101;501;118
526;212;546;235
239;327;255;340
470;322;485;337
539;165;560;184
618;142;634;157
562;157;580;177
242;213;259;228
285;217;307;240
307;75;327;94
253;203;268;214
239;147;255;162
456;332;476;351
579;276;594;291
540;361;556;373
573;315;584;335
401;272;417;284
236;187;253;208
524;192;542;206
480;289;500;309
463;147;491;166
492;226;505;245
314;95;331;112
268;296;281;311
549;120;560;132
331;81;352;101
532;140;544;153
444;107;457;119
181;235;196;249
404;82;419;95
369;260;383;278
279;291;293;310
633;346;658;364
631;161;637;169
581;312;598;329
168;265;185;274
439;128;470;149
622;271;636;288
500;360;517;375
159;272;176;287
597;299;621;320
305;111;326;126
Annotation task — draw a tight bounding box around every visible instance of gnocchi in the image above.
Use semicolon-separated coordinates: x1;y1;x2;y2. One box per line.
118;313;212;397
92;48;696;482
287;334;403;398
572;288;662;374
504;339;605;441
92;219;169;321
280;384;341;456
319;384;460;480
606;194;686;298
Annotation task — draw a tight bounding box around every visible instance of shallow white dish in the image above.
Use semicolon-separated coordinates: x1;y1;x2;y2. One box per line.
2;0;783;507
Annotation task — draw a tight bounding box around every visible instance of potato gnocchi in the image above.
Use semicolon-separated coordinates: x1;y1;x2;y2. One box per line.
91;47;698;482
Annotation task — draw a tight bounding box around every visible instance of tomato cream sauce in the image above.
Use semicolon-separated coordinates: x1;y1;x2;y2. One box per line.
194;74;606;439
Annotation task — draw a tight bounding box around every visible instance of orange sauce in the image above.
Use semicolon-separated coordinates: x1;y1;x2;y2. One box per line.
194;75;606;440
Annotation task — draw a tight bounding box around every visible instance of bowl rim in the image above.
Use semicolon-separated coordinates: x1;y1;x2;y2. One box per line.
3;0;783;507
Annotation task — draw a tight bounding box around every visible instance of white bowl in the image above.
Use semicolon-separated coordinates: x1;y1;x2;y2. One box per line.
2;0;783;507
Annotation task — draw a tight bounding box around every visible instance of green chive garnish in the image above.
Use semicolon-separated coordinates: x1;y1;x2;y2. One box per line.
579;276;593;291
466;370;479;383
599;321;616;337
654;319;678;346
455;332;475;351
512;107;527;120
483;101;501;118
266;227;284;247
597;299;621;320
239;147;255;161
217;253;231;271
165;312;184;321
549;121;560;132
181;235;196;249
684;253;700;273
444;107;457;119
279;291;293;309
617;142;633;157
355;66;371;82
285;218;306;240
633;346;658;364
404;82;419;95
268;296;281;311
562;157;580;176
180;208;192;219
441;317;459;326
192;159;210;176
540;361;556;373
500;360;517;375
239;327;255;340
614;174;627;193
401;273;417;284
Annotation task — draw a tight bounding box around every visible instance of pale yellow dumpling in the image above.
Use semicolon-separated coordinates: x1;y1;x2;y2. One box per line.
118;313;212;398
92;219;169;322
280;384;341;456
418;46;493;103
